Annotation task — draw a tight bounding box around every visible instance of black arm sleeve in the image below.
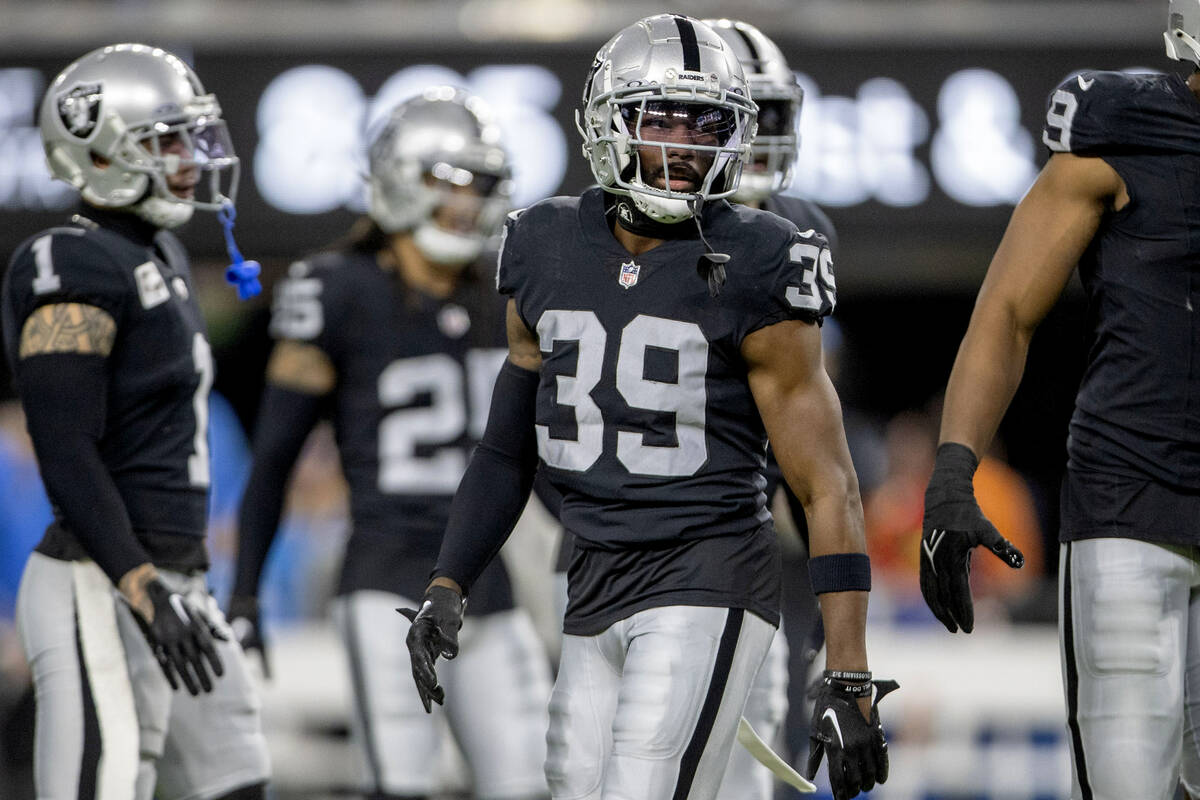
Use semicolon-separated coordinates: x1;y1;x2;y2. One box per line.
433;359;540;594
17;353;149;584
231;382;325;598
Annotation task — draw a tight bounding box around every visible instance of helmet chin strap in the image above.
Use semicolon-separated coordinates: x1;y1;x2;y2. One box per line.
687;196;730;298
413;223;483;267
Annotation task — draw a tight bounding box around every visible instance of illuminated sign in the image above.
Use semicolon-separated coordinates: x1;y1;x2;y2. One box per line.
253;63;567;214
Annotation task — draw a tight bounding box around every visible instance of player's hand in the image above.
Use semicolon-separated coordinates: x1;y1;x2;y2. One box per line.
130;578;226;695
806;676;898;800
398;585;465;713
227;594;271;680
920;442;1025;633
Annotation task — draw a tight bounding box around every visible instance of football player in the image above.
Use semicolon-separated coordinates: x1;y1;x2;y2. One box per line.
404;16;892;800
701;18;841;800
919;4;1200;798
2;44;270;800
227;87;552;800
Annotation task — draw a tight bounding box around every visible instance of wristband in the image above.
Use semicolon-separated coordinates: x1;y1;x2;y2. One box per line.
808;553;871;594
825;669;872;682
821;675;873;699
933;441;979;477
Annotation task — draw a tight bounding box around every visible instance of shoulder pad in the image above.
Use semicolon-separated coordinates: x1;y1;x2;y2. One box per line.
1043;71;1200;155
776;227;836;320
4;227;129;324
497;197;577;296
717;208;835;334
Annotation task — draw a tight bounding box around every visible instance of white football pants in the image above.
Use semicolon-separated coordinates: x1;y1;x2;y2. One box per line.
546;605;775;800
332;590;552;799
16;553;270;800
1060;539;1200;800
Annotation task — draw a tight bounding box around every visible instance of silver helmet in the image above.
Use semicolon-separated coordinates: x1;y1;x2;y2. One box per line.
368;86;513;266
577;14;757;223
1166;0;1200;63
703;19;803;203
39;43;238;229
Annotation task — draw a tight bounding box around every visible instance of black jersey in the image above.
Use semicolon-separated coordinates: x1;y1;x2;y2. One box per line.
2;208;211;571
270;250;515;610
1041;71;1200;500
499;186;835;632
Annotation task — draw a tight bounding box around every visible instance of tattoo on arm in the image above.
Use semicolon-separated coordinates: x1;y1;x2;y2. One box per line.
266;339;336;395
19;303;117;358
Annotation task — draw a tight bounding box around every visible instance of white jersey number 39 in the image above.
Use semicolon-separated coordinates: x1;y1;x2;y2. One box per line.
536;311;708;477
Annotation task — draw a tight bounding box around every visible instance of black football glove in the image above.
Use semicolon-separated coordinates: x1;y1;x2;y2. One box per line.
806;675;898;800
131;578;226;696
920;442;1025;633
398;585;465;713
227;594;271;680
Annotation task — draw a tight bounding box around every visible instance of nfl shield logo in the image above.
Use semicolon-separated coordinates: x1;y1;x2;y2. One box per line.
619;260;641;289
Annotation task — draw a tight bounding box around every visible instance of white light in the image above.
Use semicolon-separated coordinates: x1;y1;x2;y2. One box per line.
254;65;366;214
254;62;567;216
931;68;1036;206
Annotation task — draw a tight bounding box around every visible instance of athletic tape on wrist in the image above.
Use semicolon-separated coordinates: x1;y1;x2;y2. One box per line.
808;552;871;594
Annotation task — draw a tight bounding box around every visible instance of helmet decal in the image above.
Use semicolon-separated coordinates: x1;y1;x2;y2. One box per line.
56;82;102;140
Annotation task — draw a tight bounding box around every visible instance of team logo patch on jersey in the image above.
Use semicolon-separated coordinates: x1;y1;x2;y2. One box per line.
619;260;641;289
57;82;102;139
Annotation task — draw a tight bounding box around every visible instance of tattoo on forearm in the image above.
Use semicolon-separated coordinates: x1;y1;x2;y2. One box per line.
19;303;116;358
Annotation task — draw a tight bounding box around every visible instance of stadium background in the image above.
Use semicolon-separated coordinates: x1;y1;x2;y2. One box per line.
0;1;1174;798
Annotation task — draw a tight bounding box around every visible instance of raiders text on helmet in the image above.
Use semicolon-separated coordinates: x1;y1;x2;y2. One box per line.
704;18;803;203
368;86;513;266
576;14;757;223
39;43;239;229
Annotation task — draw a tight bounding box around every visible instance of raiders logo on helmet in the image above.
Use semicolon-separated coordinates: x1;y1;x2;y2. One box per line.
617;200;634;224
57;82;102;139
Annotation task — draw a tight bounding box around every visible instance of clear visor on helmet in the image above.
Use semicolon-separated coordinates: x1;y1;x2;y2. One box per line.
130;116;239;209
619;100;740;147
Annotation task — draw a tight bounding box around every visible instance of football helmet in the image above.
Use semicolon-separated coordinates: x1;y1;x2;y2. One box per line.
577;14;757;223
704;19;803;203
1166;0;1200;63
39;43;238;229
368;86;513;266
